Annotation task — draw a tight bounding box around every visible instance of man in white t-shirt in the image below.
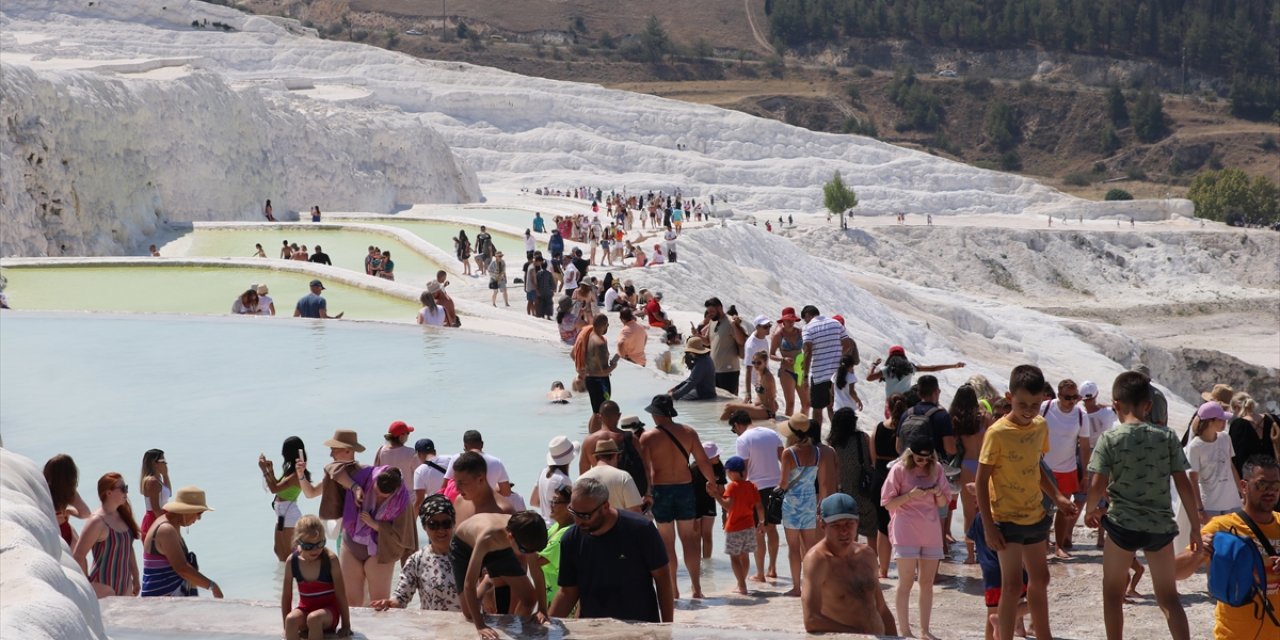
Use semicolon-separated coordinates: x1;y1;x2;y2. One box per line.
1041;378;1089;558
743;316;772;403
411;438;453;508
562;255;580;293
443;430;511;493
1079;380;1116;549
663;229;678;262
730;410;783;582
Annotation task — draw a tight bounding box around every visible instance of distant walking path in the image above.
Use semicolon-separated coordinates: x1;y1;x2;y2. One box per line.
744;0;775;55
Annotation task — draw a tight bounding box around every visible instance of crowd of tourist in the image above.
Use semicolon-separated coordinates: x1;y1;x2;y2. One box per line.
42;326;1280;639
66;190;1278;638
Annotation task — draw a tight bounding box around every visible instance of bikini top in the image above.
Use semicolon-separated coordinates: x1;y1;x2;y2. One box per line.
780;332;803;352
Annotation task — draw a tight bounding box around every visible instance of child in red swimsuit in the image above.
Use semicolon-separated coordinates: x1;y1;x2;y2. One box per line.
282;516;351;639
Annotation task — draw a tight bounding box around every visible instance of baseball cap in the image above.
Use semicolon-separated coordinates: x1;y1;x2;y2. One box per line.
821;493;860;523
1079;381;1099;399
414;438;436;454
724;456;746;473
832;314;845;326
387;421;414;437
888;345;906;357
906;436;935;457
753;314;772;328
1196;401;1227;422
309;279;325;289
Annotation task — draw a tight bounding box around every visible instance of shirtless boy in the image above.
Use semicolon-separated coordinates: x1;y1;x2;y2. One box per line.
801;493;895;634
640;394;720;599
451;452;514;524
451;512;549;640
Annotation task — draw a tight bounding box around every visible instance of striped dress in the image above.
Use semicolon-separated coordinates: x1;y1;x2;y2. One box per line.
88;524;135;596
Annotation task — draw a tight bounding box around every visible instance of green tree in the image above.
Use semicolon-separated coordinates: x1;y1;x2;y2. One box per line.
1099;124;1121;154
985;100;1021;151
823;171;858;229
1187;168;1279;224
640;15;673;64
1104;188;1133;201
1105;85;1128;126
1131;87;1168;143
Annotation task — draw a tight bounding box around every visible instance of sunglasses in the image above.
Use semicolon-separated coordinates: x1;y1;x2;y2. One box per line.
298;540;325;551
425;518;454;531
567;501;606;521
115;484;129;493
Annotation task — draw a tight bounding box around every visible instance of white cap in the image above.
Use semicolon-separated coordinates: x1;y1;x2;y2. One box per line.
703;442;721;460
753;314;772;327
1079;381;1099;398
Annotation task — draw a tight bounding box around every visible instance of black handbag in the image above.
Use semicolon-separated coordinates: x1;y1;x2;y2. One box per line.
764;486;786;524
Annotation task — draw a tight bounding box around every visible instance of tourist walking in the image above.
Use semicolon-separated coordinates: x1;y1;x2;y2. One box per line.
294;280;342;319
778;413;835;596
828;408;878;546
549;477;673;622
139;449;171;538
771;307;808;416
799;305;853;428
882;437;951;639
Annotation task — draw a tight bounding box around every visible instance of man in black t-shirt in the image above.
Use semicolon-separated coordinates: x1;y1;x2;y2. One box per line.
309;245;332;266
550;477;672;623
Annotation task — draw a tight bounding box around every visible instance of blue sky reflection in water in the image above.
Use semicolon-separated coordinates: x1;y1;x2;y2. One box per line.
0;312;733;600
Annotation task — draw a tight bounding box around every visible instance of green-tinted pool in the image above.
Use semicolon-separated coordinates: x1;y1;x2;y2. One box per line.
169;227;443;284
330;217;543;259
1;266;419;322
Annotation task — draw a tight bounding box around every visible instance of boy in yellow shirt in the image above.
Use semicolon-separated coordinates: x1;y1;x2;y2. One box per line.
977;364;1077;640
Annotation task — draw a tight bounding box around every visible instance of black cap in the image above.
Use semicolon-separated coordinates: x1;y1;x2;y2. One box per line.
906;436;935;457
309;279;325;289
645;394;678;418
414;438;436;454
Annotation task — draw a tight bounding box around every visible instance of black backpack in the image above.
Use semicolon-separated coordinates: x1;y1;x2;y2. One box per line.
898;406;943;454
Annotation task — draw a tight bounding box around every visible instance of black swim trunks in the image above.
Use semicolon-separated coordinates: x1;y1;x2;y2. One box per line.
448;536;525;593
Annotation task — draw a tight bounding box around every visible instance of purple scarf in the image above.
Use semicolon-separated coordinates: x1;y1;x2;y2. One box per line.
344;465;409;557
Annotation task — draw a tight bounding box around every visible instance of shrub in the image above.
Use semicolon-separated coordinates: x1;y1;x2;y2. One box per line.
572;44;590;57
841;116;878;137
1000;151;1022;171
764;54;785;78
598;32;617;49
1259;134;1277;151
1063;172;1092;187
1092;161;1107;174
1126;165;1148;181
962;77;993;95
1099;124;1121;154
854;64;873;78
844;84;860;104
984;100;1021;151
1104;189;1133;201
352;29;369;42
1132;87;1169;143
1188;168;1280;224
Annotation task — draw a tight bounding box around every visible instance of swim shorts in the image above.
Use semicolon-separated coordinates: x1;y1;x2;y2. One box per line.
724;528;758;556
448;537;525;593
651;483;696;523
1100;516;1176;553
809;381;833;410
584;376;611;414
994;516;1052;546
1052;471;1080;496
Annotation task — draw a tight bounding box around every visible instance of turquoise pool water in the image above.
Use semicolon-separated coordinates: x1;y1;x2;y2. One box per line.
0;266;419;322
0;313;734;601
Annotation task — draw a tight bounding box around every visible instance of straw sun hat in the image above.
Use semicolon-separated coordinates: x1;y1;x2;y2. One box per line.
323;429;367;452
163;486;214;514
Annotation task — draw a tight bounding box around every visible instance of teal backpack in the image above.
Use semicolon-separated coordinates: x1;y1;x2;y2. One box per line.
1208;509;1279;627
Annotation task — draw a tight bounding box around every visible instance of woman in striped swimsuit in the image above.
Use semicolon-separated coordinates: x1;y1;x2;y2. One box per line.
282;515;351;640
140;486;223;599
71;472;140;597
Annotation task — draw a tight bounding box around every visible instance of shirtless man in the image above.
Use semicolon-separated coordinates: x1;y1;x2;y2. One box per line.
451;511;549;640
640;394;720;599
802;493;895;635
451;452;514;524
580;402;652;507
431;271;460;327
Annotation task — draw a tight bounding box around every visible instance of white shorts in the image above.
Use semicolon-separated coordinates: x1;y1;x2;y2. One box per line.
273;499;301;529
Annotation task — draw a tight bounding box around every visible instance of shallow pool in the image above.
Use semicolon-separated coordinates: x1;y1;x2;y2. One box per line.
330;217;544;259
0;266;418;322
0;313;735;602
406;206;550;229
169;227;443;285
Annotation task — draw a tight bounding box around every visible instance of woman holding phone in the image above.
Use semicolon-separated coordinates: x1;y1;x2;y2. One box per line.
259;437;311;562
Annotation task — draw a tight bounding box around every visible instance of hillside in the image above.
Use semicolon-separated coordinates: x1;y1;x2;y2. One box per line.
233;0;1280;196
